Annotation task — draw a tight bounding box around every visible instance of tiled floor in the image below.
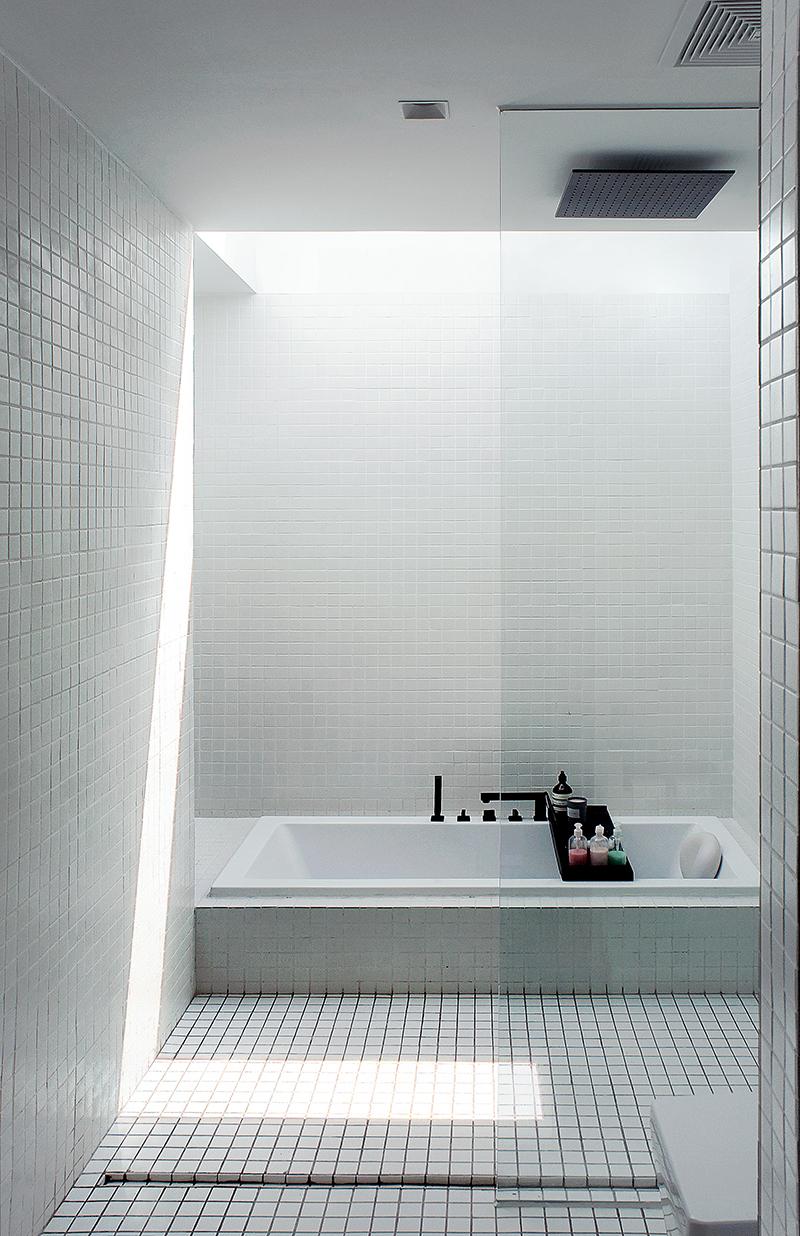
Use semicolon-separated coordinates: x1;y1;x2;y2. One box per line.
43;993;756;1234
77;993;755;1189
41;1184;668;1234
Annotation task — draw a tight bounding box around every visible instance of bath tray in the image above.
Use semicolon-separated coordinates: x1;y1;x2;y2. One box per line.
546;797;635;881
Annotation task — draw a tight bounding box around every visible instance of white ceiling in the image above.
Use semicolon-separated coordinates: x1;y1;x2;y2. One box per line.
0;0;759;230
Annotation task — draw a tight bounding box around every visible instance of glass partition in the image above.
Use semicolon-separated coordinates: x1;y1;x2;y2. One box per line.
496;105;760;1203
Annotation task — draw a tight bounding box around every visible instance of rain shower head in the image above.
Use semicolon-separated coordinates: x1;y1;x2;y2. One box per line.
555;168;734;219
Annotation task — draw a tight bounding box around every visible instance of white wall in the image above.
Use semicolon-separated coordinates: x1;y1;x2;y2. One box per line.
194;231;756;822
0;50;194;1236
500;293;732;814
194;284;501;816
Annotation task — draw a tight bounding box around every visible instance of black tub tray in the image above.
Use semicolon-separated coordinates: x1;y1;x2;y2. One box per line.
547;797;634;881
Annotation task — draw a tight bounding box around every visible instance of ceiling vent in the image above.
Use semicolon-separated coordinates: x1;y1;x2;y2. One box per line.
399;100;449;120
673;1;760;67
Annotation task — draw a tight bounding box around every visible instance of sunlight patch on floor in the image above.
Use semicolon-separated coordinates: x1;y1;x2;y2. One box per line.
123;1056;544;1123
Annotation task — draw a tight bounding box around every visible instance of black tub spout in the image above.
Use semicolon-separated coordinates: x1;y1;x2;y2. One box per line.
430;774;445;822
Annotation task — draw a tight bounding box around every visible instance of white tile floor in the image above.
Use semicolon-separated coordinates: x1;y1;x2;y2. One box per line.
41;1184;668;1235
43;993;756;1234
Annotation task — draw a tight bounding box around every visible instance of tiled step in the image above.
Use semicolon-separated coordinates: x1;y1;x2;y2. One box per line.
41;1183;669;1236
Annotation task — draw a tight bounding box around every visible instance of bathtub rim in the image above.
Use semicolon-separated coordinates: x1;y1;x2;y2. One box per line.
199;813;759;908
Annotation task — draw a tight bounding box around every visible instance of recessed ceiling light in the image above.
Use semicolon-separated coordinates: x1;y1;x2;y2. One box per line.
399;100;449;120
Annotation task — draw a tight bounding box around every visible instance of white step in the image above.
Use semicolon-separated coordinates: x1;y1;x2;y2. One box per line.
651;1092;757;1236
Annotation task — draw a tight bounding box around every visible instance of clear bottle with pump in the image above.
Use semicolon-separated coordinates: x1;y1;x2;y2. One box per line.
589;824;610;866
608;826;627;868
568;823;589;867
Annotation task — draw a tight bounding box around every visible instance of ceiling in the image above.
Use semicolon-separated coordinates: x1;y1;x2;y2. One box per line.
0;0;759;230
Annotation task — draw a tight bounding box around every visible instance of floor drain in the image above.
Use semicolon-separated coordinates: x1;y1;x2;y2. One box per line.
105;1170;663;1193
106;1171;496;1187
497;1188;664;1209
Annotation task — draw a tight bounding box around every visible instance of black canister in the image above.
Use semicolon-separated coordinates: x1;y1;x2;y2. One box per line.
566;795;588;824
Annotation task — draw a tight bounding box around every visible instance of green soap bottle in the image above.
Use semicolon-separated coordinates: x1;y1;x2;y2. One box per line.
608;826;627;866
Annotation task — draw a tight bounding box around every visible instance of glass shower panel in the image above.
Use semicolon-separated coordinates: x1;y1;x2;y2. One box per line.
495;104;759;1202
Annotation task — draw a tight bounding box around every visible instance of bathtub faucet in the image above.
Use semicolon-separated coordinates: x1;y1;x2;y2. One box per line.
480;790;548;821
430;774;445;822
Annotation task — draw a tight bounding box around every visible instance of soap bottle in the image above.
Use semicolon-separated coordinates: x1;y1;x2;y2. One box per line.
550;770;573;815
589;824;610;867
608;826;627;868
568;823;589;867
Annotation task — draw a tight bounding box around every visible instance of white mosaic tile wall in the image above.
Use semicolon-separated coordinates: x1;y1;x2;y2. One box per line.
760;3;800;1234
194;242;745;820
194;290;501;817
0;49;194;1236
500;293;732;813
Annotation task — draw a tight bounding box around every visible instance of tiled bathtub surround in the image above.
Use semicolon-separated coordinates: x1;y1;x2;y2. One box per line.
195;904;758;996
194;233;758;828
760;3;800;1234
0;49;194;1236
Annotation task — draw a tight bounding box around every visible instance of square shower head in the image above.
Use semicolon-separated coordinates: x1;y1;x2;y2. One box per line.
555;168;735;219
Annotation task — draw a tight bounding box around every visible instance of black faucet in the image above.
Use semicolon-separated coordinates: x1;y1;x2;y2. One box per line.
479;790;548;821
430;774;445;822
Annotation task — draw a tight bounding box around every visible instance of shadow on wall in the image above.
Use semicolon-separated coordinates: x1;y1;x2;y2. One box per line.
116;276;195;1106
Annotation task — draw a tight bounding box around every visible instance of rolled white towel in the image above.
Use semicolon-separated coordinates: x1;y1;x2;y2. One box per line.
679;829;723;879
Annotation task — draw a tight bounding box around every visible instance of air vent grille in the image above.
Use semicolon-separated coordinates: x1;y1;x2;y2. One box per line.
677;1;760;67
399;100;449;120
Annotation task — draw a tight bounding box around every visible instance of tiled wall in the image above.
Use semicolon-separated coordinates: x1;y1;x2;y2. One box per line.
194;290;501;817
500;292;732;814
194;237;746;820
194;903;758;996
760;3;800;1234
0;50;194;1236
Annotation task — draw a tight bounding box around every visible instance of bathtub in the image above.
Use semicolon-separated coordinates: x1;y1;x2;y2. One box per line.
196;815;758;996
208;814;758;902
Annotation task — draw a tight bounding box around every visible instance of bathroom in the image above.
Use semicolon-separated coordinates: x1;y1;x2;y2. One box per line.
0;3;792;1236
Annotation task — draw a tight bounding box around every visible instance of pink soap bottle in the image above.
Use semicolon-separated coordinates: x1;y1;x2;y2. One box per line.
568;823;589;867
589;824;610;866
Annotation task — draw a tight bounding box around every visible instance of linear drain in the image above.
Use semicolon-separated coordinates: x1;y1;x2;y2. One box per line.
105;1169;656;1190
497;1188;664;1209
107;1172;495;1187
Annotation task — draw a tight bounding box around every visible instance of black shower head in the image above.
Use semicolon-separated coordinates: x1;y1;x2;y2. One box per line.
555;168;735;219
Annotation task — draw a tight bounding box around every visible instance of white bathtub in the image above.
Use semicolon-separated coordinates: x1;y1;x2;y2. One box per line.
208;814;758;903
197;815;759;993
